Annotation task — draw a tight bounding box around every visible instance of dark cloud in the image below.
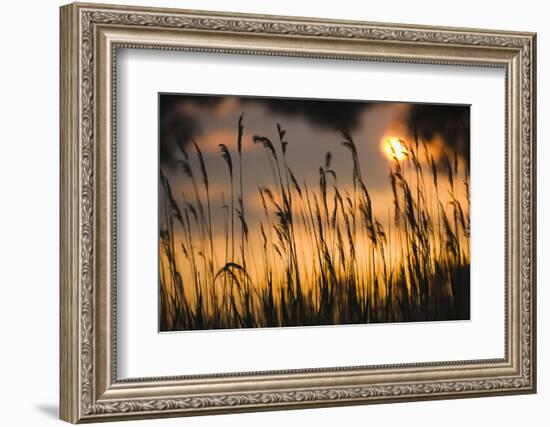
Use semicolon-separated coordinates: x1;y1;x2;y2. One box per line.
407;104;470;169
159;95;203;167
247;97;367;130
159;94;470;170
159;93;371;168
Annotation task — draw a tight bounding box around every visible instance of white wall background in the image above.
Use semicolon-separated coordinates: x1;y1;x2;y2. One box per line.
0;0;545;425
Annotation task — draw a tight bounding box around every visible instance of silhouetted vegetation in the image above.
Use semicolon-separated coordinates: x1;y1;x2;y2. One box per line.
159;116;470;331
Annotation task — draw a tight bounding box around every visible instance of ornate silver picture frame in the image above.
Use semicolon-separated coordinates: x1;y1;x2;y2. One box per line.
60;2;536;423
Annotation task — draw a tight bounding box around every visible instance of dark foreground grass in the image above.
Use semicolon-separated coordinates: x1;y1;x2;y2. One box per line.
159;116;470;331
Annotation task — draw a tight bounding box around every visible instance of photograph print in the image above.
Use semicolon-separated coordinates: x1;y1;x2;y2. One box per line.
158;93;471;332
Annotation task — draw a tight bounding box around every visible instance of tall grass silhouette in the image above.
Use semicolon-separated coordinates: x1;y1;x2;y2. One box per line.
159;115;470;331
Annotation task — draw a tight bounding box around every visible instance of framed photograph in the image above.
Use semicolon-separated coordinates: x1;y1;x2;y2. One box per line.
60;2;537;423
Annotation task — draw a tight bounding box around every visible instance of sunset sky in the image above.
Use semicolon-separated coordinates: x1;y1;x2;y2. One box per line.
159;93;470;308
160;94;469;234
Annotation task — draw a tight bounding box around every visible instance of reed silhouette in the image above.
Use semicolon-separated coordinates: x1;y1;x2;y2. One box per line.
159;115;470;331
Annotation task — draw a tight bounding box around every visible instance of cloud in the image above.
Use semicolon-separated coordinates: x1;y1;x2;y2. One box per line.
159;94;470;171
407;104;470;168
159;94;372;168
193;129;262;157
159;104;200;168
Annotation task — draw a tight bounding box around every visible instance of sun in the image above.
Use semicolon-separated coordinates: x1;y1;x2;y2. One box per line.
383;137;408;161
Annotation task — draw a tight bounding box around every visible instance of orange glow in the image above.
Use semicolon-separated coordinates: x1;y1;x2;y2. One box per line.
383;137;408;161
